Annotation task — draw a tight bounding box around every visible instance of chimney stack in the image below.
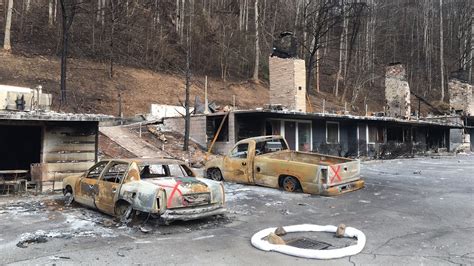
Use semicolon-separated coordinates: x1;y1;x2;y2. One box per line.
448;71;473;115
269;57;306;112
385;63;411;119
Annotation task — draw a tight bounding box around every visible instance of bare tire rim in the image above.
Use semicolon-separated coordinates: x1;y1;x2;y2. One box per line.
210;169;222;181
117;204;133;223
64;192;74;206
283;177;297;192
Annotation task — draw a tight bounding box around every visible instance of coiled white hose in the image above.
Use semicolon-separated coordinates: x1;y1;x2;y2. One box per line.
251;224;366;259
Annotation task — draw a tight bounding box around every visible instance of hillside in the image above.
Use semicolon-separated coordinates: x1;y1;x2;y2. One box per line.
0;53;272;116
0;53;382;116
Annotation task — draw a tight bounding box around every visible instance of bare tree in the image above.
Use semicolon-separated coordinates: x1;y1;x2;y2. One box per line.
183;0;193;151
439;0;445;102
334;0;346;97
3;0;13;52
303;1;364;94
470;2;473;84
302;0;341;93
48;0;55;26
252;0;259;82
59;0;77;105
109;0;118;78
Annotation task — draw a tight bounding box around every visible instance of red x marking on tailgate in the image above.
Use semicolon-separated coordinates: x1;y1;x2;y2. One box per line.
330;165;342;184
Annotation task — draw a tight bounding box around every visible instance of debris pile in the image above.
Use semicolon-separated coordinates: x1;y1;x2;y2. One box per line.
131;124;209;168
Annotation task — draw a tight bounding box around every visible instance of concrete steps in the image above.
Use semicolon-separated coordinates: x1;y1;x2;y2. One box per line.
99;125;167;158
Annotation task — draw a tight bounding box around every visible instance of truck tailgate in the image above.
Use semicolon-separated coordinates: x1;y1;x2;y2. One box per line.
325;160;360;186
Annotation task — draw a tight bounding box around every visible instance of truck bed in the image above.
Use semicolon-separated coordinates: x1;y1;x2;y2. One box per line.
262;150;354;165
261;150;361;190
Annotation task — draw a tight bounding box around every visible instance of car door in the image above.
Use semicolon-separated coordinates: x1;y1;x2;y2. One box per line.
222;142;254;183
95;161;129;215
77;161;109;208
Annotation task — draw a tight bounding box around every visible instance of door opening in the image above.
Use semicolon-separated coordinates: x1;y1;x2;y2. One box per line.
0;125;42;171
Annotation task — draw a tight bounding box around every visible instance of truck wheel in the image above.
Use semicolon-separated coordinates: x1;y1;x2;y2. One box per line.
64;186;74;206
208;168;223;181
64;191;74;206
282;176;300;192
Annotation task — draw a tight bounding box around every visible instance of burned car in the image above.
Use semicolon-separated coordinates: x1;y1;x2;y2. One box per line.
205;136;364;196
62;158;225;221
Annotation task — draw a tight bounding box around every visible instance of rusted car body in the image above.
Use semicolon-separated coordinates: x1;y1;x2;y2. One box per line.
205;136;364;196
62;158;225;221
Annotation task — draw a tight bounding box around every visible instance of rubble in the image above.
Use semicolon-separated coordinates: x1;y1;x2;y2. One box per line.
16;232;48;248
274;226;287;236
335;224;346;238
267;232;286;245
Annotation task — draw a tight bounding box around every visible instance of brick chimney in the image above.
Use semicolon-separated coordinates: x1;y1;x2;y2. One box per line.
269;57;306;112
385;63;411;119
449;78;473;115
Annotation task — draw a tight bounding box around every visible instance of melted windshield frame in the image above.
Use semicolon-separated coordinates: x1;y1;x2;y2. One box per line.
254;138;289;155
138;163;194;179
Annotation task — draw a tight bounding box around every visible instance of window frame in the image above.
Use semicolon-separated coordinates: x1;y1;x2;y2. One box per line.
86;161;109;180
229;143;249;159
101;162;130;183
267;119;312;151
326;121;340;144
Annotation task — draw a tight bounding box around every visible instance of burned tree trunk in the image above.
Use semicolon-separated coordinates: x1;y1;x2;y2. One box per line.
252;0;259;82
470;3;473;84
109;0;117;78
183;0;193;151
3;0;13;52
439;0;445;102
59;0;76;106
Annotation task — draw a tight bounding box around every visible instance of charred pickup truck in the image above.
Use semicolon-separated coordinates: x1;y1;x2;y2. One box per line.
63;158;225;222
205;136;364;196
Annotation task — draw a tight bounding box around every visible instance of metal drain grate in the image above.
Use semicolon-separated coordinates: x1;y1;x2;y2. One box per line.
286;238;332;250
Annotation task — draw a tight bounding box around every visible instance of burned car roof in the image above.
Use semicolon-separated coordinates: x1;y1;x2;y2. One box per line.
100;157;187;165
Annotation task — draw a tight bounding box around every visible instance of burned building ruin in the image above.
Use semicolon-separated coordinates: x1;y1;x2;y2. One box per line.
446;71;474;152
0;85;113;193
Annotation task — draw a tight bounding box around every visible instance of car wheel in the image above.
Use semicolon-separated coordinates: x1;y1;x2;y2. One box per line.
282;176;300;192
208;168;223;181
116;203;134;224
64;191;74;206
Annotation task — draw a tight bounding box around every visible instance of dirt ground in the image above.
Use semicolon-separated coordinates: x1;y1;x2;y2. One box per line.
0;53;384;117
0;53;270;116
0;155;473;265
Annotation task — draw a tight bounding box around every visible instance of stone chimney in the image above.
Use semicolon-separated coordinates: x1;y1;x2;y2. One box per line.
385;63;411;119
269;56;306;112
449;78;473;115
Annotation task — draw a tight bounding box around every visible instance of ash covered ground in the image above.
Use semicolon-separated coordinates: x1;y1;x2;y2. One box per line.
0;155;473;265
